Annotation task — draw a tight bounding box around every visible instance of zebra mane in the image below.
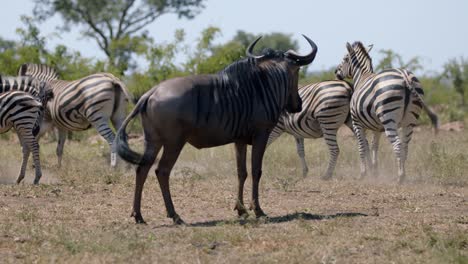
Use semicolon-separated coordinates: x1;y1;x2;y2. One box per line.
349;41;374;74
18;63;60;82
352;42;373;64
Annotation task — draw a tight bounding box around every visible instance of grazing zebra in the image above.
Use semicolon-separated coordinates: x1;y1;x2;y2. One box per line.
267;80;353;179
335;41;438;183
18;64;133;167
0;90;53;184
115;35;318;224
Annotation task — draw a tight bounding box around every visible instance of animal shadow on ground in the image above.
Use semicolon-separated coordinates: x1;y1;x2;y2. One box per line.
157;212;368;228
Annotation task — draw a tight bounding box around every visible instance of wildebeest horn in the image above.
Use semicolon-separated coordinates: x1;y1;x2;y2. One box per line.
246;36;265;59
284;35;318;66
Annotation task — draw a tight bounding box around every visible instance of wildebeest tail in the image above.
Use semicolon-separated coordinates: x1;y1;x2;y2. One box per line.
403;73;439;134
114;91;151;165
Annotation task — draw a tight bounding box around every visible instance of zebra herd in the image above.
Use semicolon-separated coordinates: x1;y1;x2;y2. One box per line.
0;36;438;224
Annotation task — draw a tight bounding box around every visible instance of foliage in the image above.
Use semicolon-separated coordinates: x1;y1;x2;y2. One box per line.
32;0;206;73
232;30;299;53
375;49;423;73
442;57;468;106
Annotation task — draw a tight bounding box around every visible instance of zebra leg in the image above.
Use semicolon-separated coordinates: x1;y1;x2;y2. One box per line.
250;131;270;218
131;140;160;224
401;125;414;172
30;138;43;185
320;127;339;180
56;129;67;168
234;142;249;217
16;135;30;184
370;131;381;176
155;140;185;225
294;137;309;177
352;122;370;179
92;120;117;167
383;125;405;183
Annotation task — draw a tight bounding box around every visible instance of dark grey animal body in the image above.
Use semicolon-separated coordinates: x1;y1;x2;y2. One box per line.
115;36;318;224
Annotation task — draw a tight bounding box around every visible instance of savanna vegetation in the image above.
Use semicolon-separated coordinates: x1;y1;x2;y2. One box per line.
0;1;467;263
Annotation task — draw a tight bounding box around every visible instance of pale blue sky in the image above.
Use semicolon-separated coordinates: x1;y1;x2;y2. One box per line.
2;0;468;74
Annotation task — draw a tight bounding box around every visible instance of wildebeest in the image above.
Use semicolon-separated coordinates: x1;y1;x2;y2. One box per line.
115;35;318;224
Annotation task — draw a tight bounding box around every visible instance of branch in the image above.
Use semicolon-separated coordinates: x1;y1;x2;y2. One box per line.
125;13;163;35
75;7;110;53
116;0;136;39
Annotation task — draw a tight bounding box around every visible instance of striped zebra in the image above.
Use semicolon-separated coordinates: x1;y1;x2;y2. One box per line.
0;89;53;184
335;41;438;183
18;64;133;167
267;80;353;179
114;35;318;224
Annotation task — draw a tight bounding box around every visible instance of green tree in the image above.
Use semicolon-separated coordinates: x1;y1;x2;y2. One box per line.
442;57;468;106
32;0;206;73
375;49;422;73
232;30;299;52
185;27;245;74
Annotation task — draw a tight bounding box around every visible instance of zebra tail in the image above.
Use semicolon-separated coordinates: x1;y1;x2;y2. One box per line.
114;92;151;165
403;74;439;134
102;73;136;104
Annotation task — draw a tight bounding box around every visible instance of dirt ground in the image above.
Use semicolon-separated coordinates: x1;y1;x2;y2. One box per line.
0;129;467;263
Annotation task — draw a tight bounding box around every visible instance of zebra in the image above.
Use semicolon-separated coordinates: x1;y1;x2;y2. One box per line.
267;79;354;179
114;35;318;224
335;41;438;183
0;89;53;184
18;64;133;167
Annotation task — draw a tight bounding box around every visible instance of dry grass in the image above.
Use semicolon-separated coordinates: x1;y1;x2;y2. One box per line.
0;128;467;263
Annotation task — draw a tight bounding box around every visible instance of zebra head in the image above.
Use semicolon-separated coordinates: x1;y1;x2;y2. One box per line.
36;80;54;107
246;35;318;113
335;42;374;80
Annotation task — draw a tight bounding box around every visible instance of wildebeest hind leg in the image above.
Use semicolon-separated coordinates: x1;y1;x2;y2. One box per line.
234;142;248;217
250;132;269;218
155;141;185;225
132;141;160;224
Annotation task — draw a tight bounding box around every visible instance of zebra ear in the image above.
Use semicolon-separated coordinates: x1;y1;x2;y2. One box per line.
346;42;353;53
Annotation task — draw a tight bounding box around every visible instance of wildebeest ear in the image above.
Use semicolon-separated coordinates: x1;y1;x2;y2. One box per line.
367;44;374;53
346;42;353;53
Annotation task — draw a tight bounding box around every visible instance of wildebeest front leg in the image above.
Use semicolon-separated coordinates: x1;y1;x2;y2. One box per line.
234;142;248;217
132;141;159;224
155;141;185;225
250;131;269;218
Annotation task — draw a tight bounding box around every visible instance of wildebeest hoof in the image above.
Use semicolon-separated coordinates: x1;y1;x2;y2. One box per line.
254;209;267;218
321;175;332;181
173;214;186;225
234;204;249;217
132;212;147;224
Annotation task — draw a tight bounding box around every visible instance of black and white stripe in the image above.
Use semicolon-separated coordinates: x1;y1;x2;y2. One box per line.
0;91;49;184
18;64;133;167
335;42;438;182
267;80;353;179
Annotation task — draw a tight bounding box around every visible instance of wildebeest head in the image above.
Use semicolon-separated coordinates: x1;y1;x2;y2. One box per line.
335;42;374;80
246;35;318;113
